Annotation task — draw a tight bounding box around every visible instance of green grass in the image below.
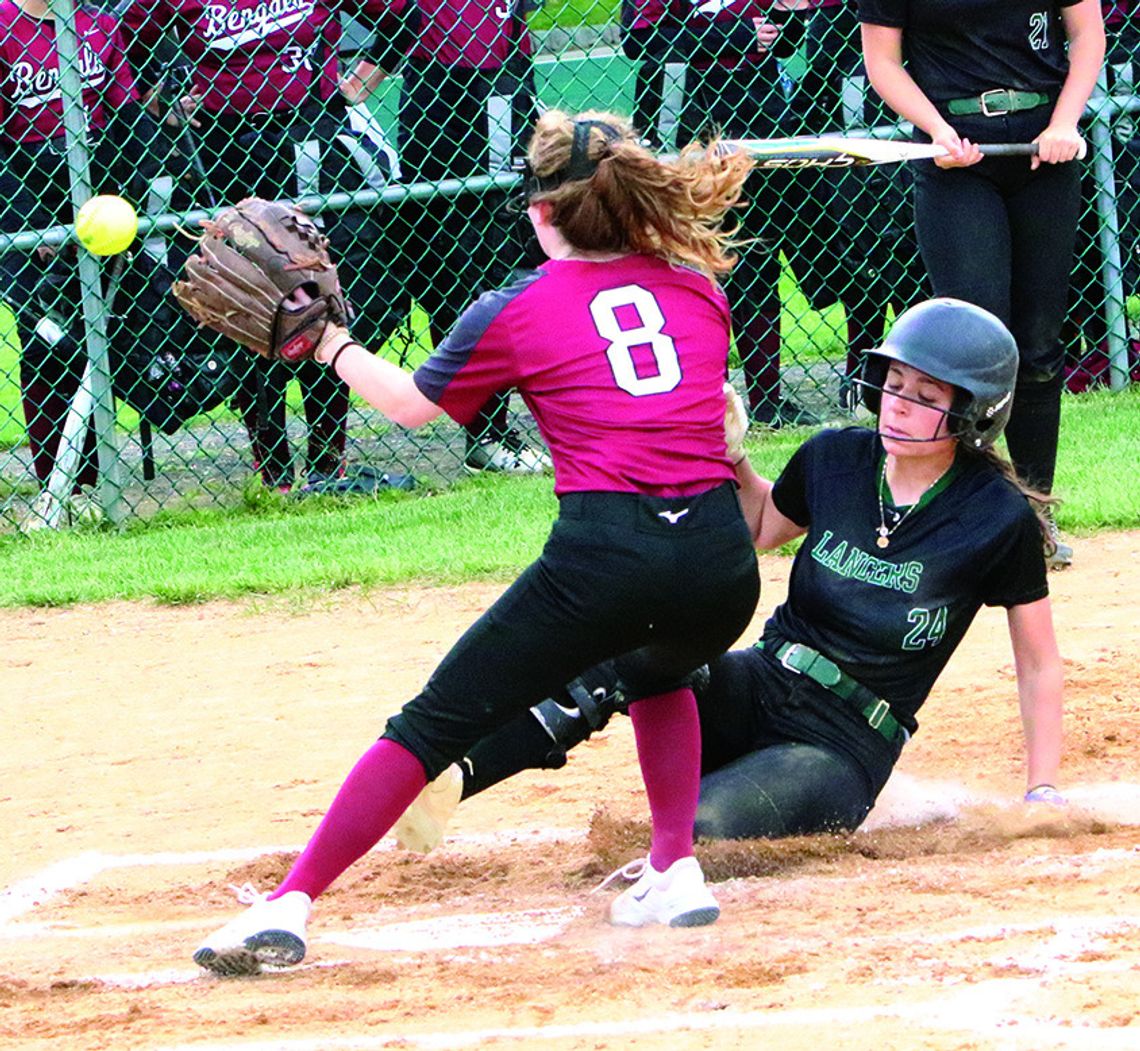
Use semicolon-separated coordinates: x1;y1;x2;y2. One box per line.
2;388;1136;607
1051;386;1140;529
531;0;618;30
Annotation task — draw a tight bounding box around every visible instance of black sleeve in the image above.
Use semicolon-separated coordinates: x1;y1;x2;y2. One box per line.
857;0;907;27
99;99;170;193
622;23;654;61
769;10;806;61
980;501;1050;609
363;1;421;72
111;0;171;95
624;15;763;64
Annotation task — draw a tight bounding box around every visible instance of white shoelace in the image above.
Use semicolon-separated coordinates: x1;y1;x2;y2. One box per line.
592;857;648;894
229;882;268;906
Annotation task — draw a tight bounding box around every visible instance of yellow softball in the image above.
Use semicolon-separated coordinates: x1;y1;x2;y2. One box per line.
75;194;138;256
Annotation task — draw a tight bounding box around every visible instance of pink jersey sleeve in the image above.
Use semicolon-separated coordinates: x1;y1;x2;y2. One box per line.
415;256;738;496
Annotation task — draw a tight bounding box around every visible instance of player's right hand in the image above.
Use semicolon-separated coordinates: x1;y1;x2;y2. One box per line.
1032;124;1085;169
932;125;983;169
752;17;780;52
724;382;749;465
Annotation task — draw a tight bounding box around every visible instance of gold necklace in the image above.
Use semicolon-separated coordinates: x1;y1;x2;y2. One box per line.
875;459;948;549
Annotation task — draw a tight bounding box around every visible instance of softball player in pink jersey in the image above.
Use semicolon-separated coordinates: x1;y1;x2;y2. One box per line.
192;110;762;975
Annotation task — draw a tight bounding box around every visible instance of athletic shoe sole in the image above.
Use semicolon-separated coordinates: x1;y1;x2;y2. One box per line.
669;905;721;928
193;930;306;976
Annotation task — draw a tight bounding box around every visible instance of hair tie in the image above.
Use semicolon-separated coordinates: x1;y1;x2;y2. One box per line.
565;120;622;180
525;119;624;198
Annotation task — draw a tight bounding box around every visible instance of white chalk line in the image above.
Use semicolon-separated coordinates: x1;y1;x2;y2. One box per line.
0;827;583;928
79;910;593;990
6;784;1139;1013
0;845;294;927
6;774;1134;930
34;910;1138;993
861;775;1140;830
324;906;585;952
5;833;1139;992
150;985;1140;1051
4;843;1138;1051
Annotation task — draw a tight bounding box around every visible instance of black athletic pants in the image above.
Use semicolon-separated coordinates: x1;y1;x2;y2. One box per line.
384;484;760;780
678;62;795;412
693;646;896;838
912;108;1082;493
458;640;896;839
2;144;127;493
397;60;527;451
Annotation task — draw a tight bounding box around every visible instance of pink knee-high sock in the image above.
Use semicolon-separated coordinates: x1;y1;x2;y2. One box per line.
627;687;701;872
271;738;428;901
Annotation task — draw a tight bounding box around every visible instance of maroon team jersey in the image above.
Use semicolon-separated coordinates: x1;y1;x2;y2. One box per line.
407;0;518;67
1102;1;1130;26
0;2;137;144
119;0;405;116
414;255;737;497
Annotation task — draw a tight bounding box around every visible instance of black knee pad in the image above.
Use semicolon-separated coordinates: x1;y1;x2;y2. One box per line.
530;670;628;763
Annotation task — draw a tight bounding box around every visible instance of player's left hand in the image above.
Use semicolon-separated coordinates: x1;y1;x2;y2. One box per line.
1032;125;1085;169
1024;783;1066;805
173;197;349;363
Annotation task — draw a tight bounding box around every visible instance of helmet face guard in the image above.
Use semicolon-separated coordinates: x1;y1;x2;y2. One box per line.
858;298;1018;450
858;355;973;444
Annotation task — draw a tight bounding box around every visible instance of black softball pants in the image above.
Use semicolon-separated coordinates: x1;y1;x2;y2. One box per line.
397;61;525;450
912;111;1081;491
455;639;893;839
384;484;761;780
693;647;892;838
2;146;120;493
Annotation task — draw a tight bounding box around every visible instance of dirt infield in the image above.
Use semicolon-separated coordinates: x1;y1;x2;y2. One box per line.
2;531;1139;1051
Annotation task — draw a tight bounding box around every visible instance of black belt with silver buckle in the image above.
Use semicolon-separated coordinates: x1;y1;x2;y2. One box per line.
766;640;905;745
946;89;1051;117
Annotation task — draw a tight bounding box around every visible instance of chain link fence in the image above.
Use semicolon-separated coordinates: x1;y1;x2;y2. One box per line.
1;0;1136;531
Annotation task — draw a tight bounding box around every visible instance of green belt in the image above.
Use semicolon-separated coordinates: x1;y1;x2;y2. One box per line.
768;640;904;745
946;89;1051;117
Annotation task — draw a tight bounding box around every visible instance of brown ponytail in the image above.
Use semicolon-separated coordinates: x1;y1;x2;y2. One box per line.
525;109;754;275
961;444;1059;548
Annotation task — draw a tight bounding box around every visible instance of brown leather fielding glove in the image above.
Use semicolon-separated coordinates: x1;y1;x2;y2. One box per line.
173;197;348;363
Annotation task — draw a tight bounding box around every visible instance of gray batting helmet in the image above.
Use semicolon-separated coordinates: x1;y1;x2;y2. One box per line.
861;297;1018;449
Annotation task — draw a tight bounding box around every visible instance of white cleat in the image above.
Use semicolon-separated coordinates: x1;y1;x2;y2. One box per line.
392;763;464;854
193;884;311;977
463;436;552;475
606;856;720;928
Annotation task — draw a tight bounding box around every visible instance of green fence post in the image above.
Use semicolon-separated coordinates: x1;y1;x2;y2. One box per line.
1087;69;1132;392
44;0;126;526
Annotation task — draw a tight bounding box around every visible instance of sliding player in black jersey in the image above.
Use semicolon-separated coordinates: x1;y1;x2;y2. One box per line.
395;298;1065;850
